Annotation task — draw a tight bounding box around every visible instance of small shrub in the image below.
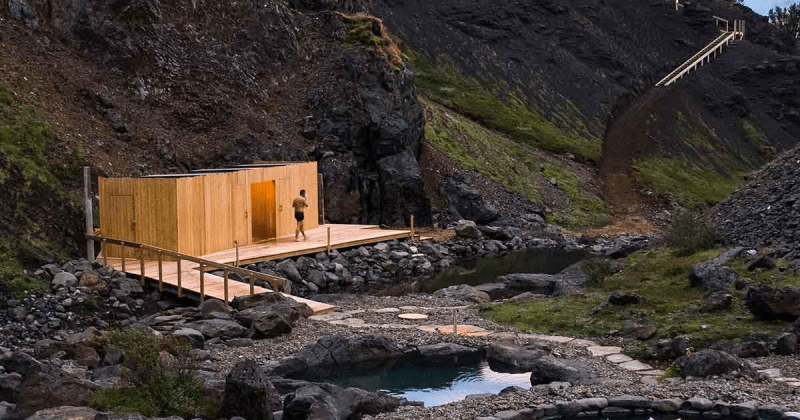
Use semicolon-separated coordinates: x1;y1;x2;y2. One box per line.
342;13;403;67
90;329;216;418
664;208;721;255
583;257;614;287
83;295;98;310
661;361;682;380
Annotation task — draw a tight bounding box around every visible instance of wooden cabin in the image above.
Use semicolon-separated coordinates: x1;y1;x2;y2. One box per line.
98;162;319;258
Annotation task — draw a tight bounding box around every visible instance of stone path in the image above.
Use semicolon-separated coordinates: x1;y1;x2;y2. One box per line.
308;306;800;387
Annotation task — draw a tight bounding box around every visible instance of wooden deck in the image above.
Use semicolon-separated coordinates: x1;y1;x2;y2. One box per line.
201;224;414;265
101;224;416;315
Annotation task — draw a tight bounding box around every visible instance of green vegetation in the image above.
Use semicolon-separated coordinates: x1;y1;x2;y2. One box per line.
343;14;403;67
0;251;49;298
84;295;98;310
633;157;744;206
675;111;716;152
582;257;614;287
410;52;601;161
423;99;610;229
740;119;765;146
542;164;611;229
482;247;791;348
664;208;722;256
90;329;217;418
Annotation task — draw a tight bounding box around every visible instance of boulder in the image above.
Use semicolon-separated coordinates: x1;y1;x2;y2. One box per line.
474;282;511;300
487;343;548;373
417;343;479;359
65;327;102;345
295;334;402;368
608;292;641;306
735;341;769;358
24;406;98;420
499;273;556;295
222;360;280;420
51;272;78;290
529;356;596;385
551;262;592;295
676;349;751;378
184;319;249;340
232;292;313;317
700;293;733;312
0;372;22;402
690;265;739;292
277;260;302;283
745;285;800;320
446;176;499;224
279;379;403;420
775;333;797;355
200;299;232;318
238;304;301;338
432;284;490;303
77;270;105;292
376;150;431;227
454;220;482;239
10;360;98;418
171;328;206;348
747;256;775;271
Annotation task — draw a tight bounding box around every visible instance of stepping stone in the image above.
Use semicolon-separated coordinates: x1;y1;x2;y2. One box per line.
607;354;633;363
309;312;351;321
571;339;598;347
619;360;653;371
638;369;666;376
399;306;419;311
375;323;416;329
418;324;491;337
641;376;659;386
398;313;428;320
757;368;781;379
787;382;800;388
372;307;400;313
588;346;623;357
328;318;365;326
775;377;798;382
522;333;574;343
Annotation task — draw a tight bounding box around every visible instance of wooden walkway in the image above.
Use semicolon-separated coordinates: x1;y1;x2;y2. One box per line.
201;224;415;265
97;224;418;315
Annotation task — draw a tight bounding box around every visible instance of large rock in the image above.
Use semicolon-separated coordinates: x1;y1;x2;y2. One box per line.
454;220;482;239
417;343;479;359
446;176;499;224
277;260;302;283
487;343;548;373
0;372;22;402
776;333;798;355
529;356;596;385
51;272;78;290
77;270;106;292
499;273;556;295
199;299;232;318
745;285;800;320
184;319;249;340
295;334;402;368
432;284;490;303
170;328;206;348
231;292;314;317
24;406;98;420
690;265;739;292
376;150;431;227
676;349;751;378
238;304;301;338
474;283;511;300
222;360;280;420
278;379;403;420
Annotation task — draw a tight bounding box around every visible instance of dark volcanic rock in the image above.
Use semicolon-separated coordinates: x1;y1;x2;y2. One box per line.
528;356;596;385
295;334;402;368
432;284;491;303
776;333;798;355
184;319;249;339
499;273;556;295
280;379;403;420
222;360;280;420
487;343;548;373
676;349;751;378
609;292;641;306
745;284;800;320
446;176;499;224
700;293;733;312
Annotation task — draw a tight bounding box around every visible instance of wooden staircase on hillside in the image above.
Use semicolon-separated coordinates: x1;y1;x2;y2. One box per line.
656;16;745;87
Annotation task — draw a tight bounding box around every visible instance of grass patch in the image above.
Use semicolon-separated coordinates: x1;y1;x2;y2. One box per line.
675;111;716;153
423;99;610;229
482;247;790;348
0;251;49;298
542;163;611;229
342;13;403;67
740;119;765;146
89;329;217;418
634;156;744;206
410;52;601;161
664;208;722;255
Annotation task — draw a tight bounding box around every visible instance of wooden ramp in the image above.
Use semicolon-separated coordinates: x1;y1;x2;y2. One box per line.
202;224;416;265
105;257;335;315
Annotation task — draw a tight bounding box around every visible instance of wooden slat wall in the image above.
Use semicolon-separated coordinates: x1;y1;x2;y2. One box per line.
203;172;235;255
243;162;318;239
98;177;138;258
134;178;178;259
232;171;250;245
176;176;206;257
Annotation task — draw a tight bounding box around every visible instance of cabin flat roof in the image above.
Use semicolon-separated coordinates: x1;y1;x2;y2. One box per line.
140;162;306;178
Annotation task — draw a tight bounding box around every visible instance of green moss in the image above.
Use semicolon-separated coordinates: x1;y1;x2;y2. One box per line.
634;157;744;206
0;251;49;298
740;119;765;146
482;247;790;347
675;111;716;152
343;14;403;67
543;163;612;229
410;52;601;161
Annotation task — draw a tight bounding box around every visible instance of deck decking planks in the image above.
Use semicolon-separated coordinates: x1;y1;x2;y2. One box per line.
102;224;418;315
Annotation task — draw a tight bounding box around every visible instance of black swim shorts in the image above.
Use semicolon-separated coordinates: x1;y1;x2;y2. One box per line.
294;212;305;221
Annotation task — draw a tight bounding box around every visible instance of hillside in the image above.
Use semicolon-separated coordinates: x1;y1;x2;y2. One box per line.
375;0;800;223
1;0;799;269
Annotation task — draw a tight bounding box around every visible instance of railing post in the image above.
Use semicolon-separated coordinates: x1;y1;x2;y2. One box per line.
410;214;415;242
177;258;182;298
453;309;458;335
249;275;254;296
139;247;145;286
318;173;325;225
234;240;239;268
83;167;95;263
157;251;163;292
327;227;331;255
199;262;205;303
120;242;126;272
102;239;108;267
224;270;229;303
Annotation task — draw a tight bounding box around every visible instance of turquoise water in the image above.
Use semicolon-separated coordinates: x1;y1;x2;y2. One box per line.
317;358;531;407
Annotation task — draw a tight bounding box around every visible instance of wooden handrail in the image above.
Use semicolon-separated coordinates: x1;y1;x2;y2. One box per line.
656;31;734;87
87;234;289;293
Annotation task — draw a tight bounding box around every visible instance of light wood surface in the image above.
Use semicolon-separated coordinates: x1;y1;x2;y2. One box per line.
201;224;414;265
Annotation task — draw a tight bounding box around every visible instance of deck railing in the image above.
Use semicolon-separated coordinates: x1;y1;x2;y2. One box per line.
86;234;289;303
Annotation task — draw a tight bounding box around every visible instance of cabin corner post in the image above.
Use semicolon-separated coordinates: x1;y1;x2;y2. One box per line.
317;173;325;225
84;167;95;262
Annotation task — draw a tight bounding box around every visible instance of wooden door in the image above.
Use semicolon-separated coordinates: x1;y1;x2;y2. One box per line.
251;181;276;242
232;172;249;245
107;195;135;258
276;178;292;238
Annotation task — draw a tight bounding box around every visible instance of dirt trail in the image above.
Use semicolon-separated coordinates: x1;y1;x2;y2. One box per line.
599;88;667;220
